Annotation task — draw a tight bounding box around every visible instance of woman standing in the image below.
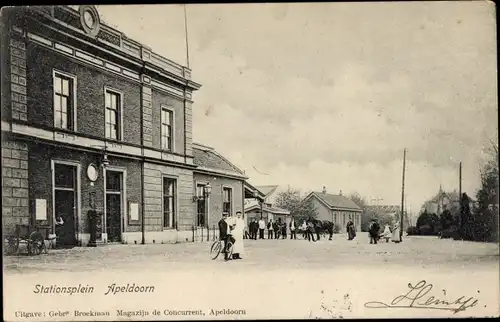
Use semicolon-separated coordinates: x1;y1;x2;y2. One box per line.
382;224;392;243
391;221;402;243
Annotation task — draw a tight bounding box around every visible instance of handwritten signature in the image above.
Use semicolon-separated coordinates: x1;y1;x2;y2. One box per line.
364;280;479;314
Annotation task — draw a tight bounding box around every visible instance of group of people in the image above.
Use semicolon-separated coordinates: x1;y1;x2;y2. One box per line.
368;218;402;244
247;217;299;240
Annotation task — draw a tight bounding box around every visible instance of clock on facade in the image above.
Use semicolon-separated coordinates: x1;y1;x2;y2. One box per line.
87;164;99;182
79;5;100;38
83;10;95;29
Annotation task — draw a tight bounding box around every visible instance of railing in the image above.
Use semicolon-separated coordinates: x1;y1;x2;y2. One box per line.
192;225;220;242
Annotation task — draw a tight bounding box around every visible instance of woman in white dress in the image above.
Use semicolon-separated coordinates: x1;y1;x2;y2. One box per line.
391;221;402;243
382;224;391;243
230;211;245;259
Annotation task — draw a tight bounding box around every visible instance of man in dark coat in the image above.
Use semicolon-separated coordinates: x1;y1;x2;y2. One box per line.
369;218;380;244
218;213;233;260
346;219;356;240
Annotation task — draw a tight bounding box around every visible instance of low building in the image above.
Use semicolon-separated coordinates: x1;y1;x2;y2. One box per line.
303;189;362;232
244;184;291;230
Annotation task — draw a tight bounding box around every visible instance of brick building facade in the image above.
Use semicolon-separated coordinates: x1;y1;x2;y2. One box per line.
1;6;259;246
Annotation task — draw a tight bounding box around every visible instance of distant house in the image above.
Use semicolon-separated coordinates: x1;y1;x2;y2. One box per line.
245;203;291;226
422;187;461;216
244;184;291;228
303;189;362;232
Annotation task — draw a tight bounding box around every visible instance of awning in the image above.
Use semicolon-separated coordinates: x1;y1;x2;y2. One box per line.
244;181;265;202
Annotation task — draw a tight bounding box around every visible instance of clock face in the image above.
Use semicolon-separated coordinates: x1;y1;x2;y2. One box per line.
83;11;95;28
87;164;99;182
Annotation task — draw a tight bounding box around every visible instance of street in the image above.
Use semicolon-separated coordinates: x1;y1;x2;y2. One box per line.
3;233;499;273
3;234;499;320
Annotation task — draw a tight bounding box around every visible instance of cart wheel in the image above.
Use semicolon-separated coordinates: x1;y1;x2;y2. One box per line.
5;236;19;255
28;231;44;256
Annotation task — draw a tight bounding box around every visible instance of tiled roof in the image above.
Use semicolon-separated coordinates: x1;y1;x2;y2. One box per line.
244;203;290;215
366;205;400;214
255;185;278;197
193;144;246;177
310;192;362;211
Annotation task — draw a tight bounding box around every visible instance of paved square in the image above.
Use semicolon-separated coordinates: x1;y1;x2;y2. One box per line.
3;234;499;320
3;234;499;273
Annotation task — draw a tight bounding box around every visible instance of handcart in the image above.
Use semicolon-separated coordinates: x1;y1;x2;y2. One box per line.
4;224;50;256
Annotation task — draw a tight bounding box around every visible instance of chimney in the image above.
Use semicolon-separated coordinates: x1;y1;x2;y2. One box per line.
339;190;343;196
322;186;327;194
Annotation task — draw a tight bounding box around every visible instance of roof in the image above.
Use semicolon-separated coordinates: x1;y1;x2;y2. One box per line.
244;204;291;215
255;185;278;198
244;182;266;201
307;192;362;211
193;143;248;179
366;205;400;214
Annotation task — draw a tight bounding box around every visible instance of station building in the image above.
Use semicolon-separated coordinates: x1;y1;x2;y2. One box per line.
1;5;264;246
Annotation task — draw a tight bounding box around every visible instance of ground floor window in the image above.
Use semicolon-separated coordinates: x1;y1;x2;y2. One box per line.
163;177;176;229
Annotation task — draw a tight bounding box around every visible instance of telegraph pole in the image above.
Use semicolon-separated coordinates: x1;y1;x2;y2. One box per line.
459;162;462;198
400;149;406;241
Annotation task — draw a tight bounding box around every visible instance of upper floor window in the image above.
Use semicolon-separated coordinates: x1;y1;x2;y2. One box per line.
161;107;173;151
105;89;122;140
53;72;76;131
222;187;232;216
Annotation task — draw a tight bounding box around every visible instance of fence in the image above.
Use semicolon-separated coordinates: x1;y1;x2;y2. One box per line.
191;225;220;243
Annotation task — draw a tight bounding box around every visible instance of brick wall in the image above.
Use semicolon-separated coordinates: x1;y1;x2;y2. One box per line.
151;89;185;155
185;100;193;157
28;143;142;236
26;43;141;145
2;139;29;235
143;162;194;232
193;173;244;228
10;35;27;122
142;85;153;147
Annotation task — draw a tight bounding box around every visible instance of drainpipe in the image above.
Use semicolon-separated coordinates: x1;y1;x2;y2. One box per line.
140;61;146;245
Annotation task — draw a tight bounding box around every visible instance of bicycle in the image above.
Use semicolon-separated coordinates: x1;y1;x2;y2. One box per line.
210;235;234;260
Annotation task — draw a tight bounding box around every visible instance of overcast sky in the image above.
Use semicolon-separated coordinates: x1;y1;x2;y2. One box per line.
95;2;497;212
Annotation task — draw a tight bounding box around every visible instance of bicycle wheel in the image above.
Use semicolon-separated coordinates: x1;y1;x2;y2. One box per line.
226;241;234;259
28;231;44;256
210;240;222;260
5;236;19;255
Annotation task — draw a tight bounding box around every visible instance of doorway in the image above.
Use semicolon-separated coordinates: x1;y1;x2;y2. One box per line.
53;163;78;248
105;170;123;243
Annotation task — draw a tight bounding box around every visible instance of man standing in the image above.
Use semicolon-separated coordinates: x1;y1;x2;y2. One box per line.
230;211;245;260
267;219;274;239
307;218;316;242
249;218;256;240
289;217;297;240
281;220;287;239
369;218;380;244
218;213;232;260
258;217;266;239
346;219;356;240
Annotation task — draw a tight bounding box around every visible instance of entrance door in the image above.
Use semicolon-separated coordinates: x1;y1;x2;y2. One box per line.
105;170;123;243
54;163;77;247
196;184;207;227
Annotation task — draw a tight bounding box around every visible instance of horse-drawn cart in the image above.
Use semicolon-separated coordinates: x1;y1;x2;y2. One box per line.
4;225;50;256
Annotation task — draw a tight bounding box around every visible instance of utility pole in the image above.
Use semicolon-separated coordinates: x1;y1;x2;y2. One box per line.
400;148;406;241
459;162;462;198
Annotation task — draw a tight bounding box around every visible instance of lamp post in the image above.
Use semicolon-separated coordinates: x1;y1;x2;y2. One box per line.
253;190;263;219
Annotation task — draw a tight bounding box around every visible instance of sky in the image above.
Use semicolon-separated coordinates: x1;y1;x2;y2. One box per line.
94;2;497;213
